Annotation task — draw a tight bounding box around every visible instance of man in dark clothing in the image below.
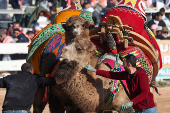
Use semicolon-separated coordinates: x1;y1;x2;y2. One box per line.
49;6;58;23
13;28;29;43
0;63;76;113
107;0;118;8
17;33;29;43
10;0;22;22
147;12;166;29
85;54;158;113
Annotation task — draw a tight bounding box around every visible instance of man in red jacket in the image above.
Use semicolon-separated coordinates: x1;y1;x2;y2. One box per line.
85;54;158;113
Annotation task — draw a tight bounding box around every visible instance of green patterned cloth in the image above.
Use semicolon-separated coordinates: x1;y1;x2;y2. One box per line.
79;11;94;25
27;23;65;62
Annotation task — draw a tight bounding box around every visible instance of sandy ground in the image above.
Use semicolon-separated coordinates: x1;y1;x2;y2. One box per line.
0;87;170;113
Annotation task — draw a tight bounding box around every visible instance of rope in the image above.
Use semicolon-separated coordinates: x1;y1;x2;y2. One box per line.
105;54;122;107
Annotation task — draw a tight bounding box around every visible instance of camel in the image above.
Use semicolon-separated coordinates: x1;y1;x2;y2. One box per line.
52;15;133;113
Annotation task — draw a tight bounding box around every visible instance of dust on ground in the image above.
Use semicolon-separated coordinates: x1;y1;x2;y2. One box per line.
0;86;169;113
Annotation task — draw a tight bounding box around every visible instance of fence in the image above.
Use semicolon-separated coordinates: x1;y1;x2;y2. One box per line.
0;43;29;72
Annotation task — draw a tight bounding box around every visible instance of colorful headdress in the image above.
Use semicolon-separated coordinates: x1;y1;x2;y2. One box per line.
117;0;146;21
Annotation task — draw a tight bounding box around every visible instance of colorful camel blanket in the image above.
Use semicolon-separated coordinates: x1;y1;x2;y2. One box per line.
98;53;128;107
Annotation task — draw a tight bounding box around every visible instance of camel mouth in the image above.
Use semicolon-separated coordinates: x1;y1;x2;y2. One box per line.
72;28;81;36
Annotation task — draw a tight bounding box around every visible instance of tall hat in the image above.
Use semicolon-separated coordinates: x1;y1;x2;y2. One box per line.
117;0;146;21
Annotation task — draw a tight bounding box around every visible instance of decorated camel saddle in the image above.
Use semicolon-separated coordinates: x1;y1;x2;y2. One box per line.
90;0;162;81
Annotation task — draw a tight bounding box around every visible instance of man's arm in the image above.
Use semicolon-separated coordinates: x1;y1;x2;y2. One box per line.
36;73;80;87
130;71;150;105
0;76;9;88
36;75;57;88
96;69;128;80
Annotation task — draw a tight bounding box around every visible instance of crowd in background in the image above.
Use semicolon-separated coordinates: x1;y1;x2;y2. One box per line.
146;7;170;40
1;0;170;61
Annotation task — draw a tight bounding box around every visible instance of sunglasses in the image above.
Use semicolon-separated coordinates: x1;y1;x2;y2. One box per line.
163;32;168;34
14;32;19;34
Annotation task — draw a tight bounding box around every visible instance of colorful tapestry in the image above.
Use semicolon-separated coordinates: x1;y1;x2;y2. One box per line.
39;32;65;75
98;54;125;107
27;23;65;62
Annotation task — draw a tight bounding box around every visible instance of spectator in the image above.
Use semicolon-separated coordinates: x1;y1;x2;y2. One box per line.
22;0;31;6
161;27;170;39
11;28;29;60
80;0;85;9
49;5;58;23
35;0;41;5
66;0;76;7
157;0;170;8
0;23;8;34
34;26;42;35
36;11;49;28
156;26;170;40
10;0;22;22
48;0;57;6
84;0;101;26
13;28;29;43
9;22;23;37
0;29;15;61
107;0;118;8
25;31;35;42
141;0;156;8
0;29;15;43
150;24;158;36
159;7;170;25
147;12;166;29
91;0;107;9
156;26;162;39
60;0;67;9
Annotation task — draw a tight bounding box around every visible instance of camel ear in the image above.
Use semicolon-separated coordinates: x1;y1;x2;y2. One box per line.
84;21;90;29
62;23;68;31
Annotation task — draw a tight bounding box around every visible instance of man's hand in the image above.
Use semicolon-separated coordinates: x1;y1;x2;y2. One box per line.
84;65;96;72
72;72;80;79
121;101;133;109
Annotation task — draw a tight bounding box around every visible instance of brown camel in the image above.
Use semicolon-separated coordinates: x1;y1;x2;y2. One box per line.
52;15;132;113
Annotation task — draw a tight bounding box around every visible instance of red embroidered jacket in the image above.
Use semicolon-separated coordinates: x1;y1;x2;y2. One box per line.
96;68;155;109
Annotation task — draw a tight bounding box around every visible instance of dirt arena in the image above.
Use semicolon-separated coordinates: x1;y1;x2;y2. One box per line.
0;86;170;113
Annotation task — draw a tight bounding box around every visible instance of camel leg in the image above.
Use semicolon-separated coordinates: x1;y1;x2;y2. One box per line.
48;93;65;113
33;88;48;113
48;86;65;113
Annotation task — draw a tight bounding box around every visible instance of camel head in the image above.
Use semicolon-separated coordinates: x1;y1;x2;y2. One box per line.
62;15;90;45
54;38;96;81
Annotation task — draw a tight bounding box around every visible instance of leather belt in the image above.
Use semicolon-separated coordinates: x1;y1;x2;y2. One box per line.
135;109;147;112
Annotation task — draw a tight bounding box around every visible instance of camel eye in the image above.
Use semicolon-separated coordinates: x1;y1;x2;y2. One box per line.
70;24;76;28
76;47;84;53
